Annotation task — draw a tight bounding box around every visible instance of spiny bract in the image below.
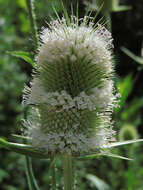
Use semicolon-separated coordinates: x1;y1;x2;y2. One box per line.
23;16;118;156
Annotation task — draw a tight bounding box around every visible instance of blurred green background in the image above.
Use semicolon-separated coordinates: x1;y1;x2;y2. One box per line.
0;0;143;189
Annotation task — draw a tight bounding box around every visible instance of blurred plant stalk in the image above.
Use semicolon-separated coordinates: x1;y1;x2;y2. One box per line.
63;154;73;190
25;0;40;190
121;46;143;66
85;0;131;31
26;0;39;51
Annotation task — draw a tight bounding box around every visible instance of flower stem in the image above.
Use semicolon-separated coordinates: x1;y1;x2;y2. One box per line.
50;157;56;190
24;1;40;189
25;156;40;190
26;0;39;51
63;154;73;190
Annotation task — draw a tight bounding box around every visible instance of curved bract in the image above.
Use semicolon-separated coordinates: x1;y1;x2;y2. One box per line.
23;16;118;156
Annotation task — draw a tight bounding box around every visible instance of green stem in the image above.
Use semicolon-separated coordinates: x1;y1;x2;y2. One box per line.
25;156;40;190
50;157;56;190
24;1;40;190
63;154;73;190
26;0;39;51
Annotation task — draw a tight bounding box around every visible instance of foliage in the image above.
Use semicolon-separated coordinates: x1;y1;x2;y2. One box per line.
0;60;26;136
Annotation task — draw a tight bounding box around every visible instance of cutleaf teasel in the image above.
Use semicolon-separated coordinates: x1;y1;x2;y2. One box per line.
23;16;119;156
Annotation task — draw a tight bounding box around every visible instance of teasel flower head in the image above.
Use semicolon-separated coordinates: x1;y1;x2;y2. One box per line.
119;124;138;141
23;16;119;156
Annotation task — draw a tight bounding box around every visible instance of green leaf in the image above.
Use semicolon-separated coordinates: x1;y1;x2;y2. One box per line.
0;138;49;159
0;169;9;183
103;139;143;148
17;0;27;9
7;51;35;66
121;47;143;65
11;134;32;140
125;169;135;190
78;153;101;160
101;153;132;160
86;174;110;190
3;185;18;190
121;98;143;120
79;153;132;161
113;6;132;12
115;74;134;112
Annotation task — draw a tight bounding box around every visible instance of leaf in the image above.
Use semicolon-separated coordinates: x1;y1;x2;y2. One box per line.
79;139;143;160
0;138;49;159
79;153;132;161
121;47;143;65
103;139;143;148
101;153;132;160
11;134;32;140
113;6;132;12
86;174;110;190
17;0;27;9
115;74;134;112
0;169;9;183
3;185;18;190
121;98;143;120
79;153;101;160
125;168;135;189
7;51;35;66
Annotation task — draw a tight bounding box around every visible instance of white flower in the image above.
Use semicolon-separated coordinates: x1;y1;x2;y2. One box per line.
23;16;118;156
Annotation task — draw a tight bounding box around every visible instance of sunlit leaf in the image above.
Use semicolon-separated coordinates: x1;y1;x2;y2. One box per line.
113;6;131;12
7;51;34;66
79;152;132;160
11;134;32;140
0;138;49;159
86;174;110;190
103;139;143;148
101;153;132;160
17;0;27;9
